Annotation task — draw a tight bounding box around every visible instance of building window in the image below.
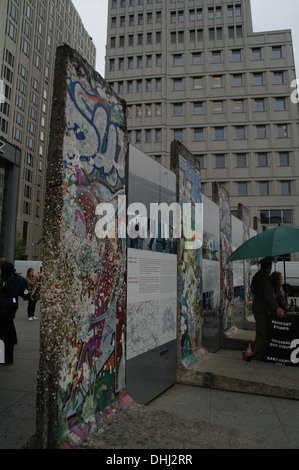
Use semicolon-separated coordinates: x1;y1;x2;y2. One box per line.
193;77;203;88
255;98;265;111
232;74;243;86
214;127;225;140
260;210;292;225
23;201;31;215
192;52;202;65
212;76;222;88
212;51;222;63
215;154;225;168
253;73;263;85
174;129;183;141
277;124;288;137
193;102;203;114
195;155;205;168
196;8;203;20
128;57;134;69
208;7;214;19
237;182;247;195
136;130;141;143
235;126;245;139
257;153;268;166
173;54;183;66
273;71;284;84
213;101;223;113
194;128;204;141
272;46;282;59
281;181;291;194
146;79;152;91
252;48;262;60
109;59;115;71
256;125;267;138
173;78;183;90
279;152;289;166
232;49;241;61
145;129;151;142
275;97;286;110
145;104;151;116
137;80;142;92
174;103;183;116
178;31;184;43
236;153;246;167
259;181;269;195
155;129;161;142
136;104;142;117
233;99;244;112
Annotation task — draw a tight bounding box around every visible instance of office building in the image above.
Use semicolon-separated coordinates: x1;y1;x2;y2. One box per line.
105;0;299;259
0;0;96;259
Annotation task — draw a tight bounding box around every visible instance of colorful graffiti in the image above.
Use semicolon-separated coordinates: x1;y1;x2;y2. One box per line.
213;183;234;331
43;51;128;442
238;204;252;319
172;143;203;366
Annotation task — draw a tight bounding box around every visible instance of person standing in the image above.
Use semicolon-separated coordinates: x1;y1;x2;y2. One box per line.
251;257;285;361
26;268;40;320
0;261;18;365
270;271;288;310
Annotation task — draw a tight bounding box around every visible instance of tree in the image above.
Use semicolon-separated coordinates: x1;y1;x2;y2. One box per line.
15;231;27;260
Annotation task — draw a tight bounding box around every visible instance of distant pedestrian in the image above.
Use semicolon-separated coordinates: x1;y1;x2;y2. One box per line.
250;257;285;361
26;268;40;320
270;271;287;310
0;261;18;365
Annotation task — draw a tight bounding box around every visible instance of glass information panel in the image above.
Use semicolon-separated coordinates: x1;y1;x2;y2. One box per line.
126;145;177;404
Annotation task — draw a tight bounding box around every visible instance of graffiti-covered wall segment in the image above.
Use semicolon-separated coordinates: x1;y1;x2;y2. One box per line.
171;141;203;367
36;46;128;448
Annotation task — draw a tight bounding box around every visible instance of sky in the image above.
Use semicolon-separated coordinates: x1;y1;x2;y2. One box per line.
72;0;299;79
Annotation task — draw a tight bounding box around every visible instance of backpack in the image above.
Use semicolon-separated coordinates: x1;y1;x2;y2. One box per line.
14;273;30;300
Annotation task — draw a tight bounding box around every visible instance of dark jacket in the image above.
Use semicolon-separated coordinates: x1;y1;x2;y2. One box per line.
0;262;18;318
251;268;279;315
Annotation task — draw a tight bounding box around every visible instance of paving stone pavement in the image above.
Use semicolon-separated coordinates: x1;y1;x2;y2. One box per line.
1;299;299;450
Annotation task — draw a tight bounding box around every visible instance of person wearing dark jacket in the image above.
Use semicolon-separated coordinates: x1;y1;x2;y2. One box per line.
251;257;285;361
0;262;18;365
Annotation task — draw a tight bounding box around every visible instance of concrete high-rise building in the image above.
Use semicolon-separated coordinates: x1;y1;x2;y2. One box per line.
0;0;96;259
105;0;299;259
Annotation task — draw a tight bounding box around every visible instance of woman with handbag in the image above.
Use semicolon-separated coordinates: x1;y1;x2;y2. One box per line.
26;268;40;320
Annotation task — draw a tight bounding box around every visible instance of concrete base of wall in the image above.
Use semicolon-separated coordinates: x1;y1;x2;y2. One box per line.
176;350;299;400
244;314;256;331
220;327;255;350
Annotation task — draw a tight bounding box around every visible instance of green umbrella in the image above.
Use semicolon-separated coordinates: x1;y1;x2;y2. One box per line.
228;225;299;262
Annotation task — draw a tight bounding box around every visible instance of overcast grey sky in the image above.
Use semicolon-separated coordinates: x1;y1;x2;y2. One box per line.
72;0;299;78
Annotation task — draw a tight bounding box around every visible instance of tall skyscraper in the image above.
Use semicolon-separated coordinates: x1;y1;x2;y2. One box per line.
0;0;96;259
105;0;299;258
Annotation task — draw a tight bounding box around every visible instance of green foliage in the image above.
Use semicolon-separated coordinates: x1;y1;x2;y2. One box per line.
15;231;27;260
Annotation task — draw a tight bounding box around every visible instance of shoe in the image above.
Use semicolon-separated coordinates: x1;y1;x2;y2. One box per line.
28;317;33;321
33;316;38;320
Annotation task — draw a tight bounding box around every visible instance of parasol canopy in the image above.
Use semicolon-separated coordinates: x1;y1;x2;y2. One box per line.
228;225;299;262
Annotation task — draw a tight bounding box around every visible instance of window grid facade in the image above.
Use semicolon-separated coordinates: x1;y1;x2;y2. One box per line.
0;0;96;258
105;0;299;239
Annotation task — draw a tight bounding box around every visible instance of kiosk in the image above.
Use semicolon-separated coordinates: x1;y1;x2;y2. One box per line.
265;310;299;366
